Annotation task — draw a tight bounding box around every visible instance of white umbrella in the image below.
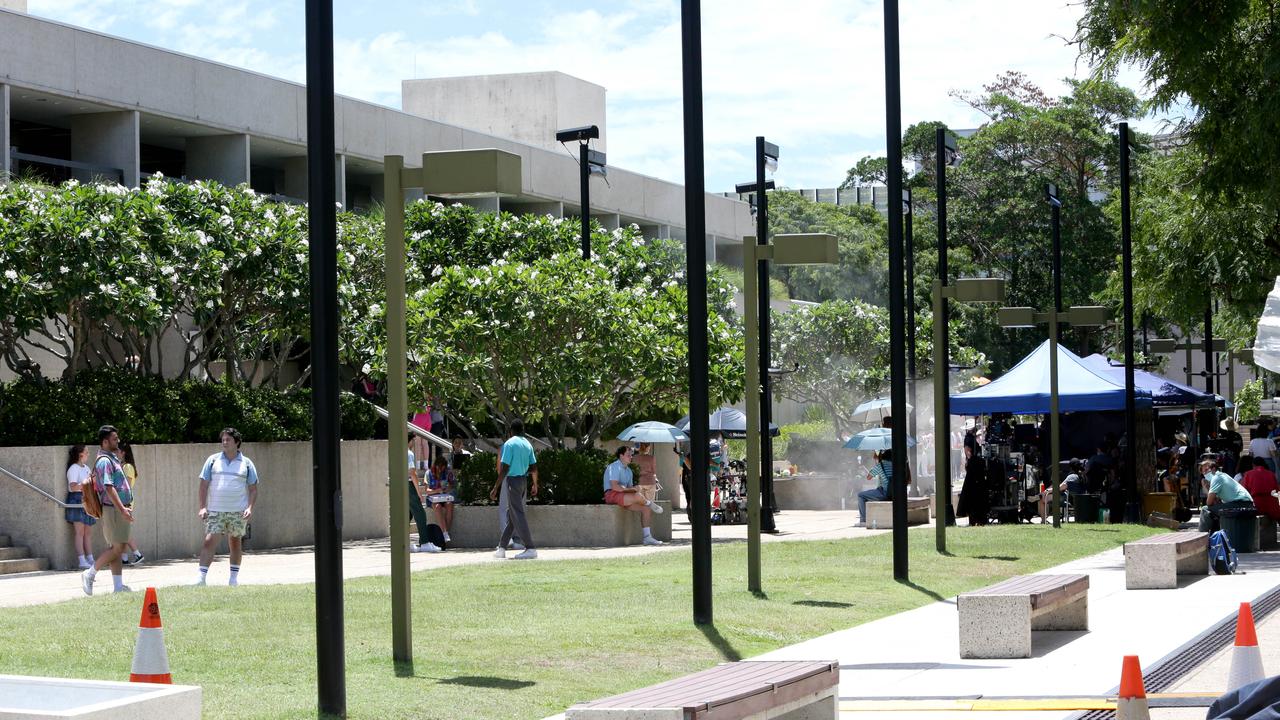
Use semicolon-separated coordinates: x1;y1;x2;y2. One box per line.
851;397;914;424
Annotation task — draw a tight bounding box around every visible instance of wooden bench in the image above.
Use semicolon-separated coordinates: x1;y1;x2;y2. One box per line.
1123;531;1208;589
864;497;930;528
956;574;1089;658
565;660;839;720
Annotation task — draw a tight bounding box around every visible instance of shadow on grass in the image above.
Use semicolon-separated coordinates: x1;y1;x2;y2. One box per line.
973;555;1020;562
793;600;854;609
698;623;743;661
437;675;536;690
896;579;946;603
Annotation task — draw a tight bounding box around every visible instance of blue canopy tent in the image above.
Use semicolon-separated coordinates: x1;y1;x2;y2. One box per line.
951;340;1154;415
1077;354;1215;409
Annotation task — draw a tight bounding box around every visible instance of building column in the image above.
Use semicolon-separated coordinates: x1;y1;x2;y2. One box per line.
185;133;250;187
1;84;10;180
452;196;500;213
70;110;140;187
595;213;621;231
283;154;348;206
335;153;347;209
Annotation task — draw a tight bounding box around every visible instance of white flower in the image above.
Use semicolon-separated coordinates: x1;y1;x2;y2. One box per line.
252;246;262;257
205;300;215;309
3;269;17;281
526;311;535;319
59;266;70;274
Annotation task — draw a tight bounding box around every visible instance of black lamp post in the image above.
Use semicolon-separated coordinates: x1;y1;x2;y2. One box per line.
304;0;345;715
904;188;917;493
882;0;908;581
556;125;603;260
934;128;958;549
680;0;713;625
735;137;781;533
1118;122;1139;522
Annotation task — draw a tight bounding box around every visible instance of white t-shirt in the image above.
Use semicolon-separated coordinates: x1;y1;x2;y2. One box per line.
199;452;259;513
1250;438;1274;460
67;463;89;491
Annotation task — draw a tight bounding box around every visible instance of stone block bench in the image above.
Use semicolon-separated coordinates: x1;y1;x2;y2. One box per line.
1123;531;1208;589
447;502;671;548
956;574;1089;658
565;660;839;720
864;497;930;529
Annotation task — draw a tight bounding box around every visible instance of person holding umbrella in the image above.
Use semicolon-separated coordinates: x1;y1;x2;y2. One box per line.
857;450;894;527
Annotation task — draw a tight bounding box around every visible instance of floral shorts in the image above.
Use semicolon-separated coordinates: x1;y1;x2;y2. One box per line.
205;510;248;537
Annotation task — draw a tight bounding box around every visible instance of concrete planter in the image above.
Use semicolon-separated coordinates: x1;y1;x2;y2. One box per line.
446;502;671;548
772;474;850;511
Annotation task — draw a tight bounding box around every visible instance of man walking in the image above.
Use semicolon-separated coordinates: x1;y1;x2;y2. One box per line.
81;425;134;596
194;428;259;586
489;419;538;559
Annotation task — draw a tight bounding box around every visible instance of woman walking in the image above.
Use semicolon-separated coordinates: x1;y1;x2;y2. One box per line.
118;443;144;565
64;445;96;569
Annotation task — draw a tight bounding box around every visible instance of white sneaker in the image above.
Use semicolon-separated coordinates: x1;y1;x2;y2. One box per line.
420;542;442;553
494;546;506;559
228;577;238;587
193;576;206;587
511;548;538;560
648;501;665;514
115;585;133;593
509;542;525;551
78;557;91;569
443;532;451;542
642;536;664;546
80;569;94;596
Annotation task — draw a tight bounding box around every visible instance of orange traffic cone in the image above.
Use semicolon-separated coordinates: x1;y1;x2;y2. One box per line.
1116;655;1150;720
129;587;172;684
1227;602;1265;691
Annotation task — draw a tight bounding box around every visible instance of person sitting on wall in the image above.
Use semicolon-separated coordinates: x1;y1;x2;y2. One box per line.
603;446;665;546
424;454;457;545
1198;458;1255;533
1240;456;1280;521
857;450;895;527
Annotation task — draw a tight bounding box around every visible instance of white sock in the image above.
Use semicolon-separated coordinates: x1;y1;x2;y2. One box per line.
85;566;97;579
199;566;209;581
643;527;653;538
79;555;88;565
229;566;240;583
112;574;123;591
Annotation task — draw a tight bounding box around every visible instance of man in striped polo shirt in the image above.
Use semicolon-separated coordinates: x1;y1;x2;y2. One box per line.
194;427;259;586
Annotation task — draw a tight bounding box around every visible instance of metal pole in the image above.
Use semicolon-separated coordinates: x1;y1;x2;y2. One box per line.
883;0;908;580
384;156;411;664
932;281;948;551
756;137;778;533
305;0;345;714
580;142;591;260
681;0;713;625
905;191;917;494
744;238;762;592
1050;198;1062;528
1204;304;1214;397
1119;123;1138;523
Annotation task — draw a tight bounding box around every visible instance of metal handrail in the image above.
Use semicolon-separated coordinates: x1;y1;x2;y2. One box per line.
0;463;82;509
351;394;501;454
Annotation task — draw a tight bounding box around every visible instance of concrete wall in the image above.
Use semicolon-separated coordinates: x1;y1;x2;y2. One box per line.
447;502;671;548
402;71;607;153
0;440;389;571
0;83;9;179
70;110;139;187
185;134;250;186
0;1;26;13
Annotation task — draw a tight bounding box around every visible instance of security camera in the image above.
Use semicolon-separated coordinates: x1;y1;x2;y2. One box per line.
555;125;600;142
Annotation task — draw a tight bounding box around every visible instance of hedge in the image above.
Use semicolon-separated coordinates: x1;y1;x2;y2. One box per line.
455;447;612;506
0;367;382;446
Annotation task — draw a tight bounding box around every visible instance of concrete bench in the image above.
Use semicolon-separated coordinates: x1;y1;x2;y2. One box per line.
1123;531;1208;589
566;660;839;720
864;497;930;529
447;502;671;548
956;574;1089;658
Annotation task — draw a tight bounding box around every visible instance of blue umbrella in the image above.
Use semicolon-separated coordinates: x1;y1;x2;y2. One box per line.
843;427;917;452
851;397;913;424
617;421;688;444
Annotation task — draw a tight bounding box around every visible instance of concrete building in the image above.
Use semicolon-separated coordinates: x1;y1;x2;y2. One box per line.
0;7;752;254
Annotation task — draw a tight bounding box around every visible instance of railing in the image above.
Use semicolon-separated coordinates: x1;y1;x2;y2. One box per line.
0;463;81;509
352;394;500;454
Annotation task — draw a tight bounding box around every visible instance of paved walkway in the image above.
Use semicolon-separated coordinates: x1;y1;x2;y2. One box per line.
0;509;886;608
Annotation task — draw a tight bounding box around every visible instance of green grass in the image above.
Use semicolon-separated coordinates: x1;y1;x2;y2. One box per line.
2;525;1159;719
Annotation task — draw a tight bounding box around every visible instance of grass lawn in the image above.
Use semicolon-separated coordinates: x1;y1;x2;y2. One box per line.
1;524;1158;719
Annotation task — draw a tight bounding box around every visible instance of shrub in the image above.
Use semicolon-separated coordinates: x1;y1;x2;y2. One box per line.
537;448;611;505
455;451;497;505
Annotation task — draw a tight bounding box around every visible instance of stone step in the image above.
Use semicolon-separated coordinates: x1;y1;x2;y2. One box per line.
0;557;47;575
0;546;30;561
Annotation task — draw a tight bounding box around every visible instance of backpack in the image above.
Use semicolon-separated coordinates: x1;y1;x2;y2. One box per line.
81;469;103;520
1209;530;1238;575
425;523;446;550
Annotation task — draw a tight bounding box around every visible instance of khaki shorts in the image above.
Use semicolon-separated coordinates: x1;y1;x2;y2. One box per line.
100;506;133;545
205;511;248;538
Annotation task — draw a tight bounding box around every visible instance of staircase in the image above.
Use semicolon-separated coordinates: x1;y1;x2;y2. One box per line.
0;533;49;575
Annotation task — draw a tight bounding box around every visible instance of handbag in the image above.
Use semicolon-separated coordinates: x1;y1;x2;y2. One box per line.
637;481;661;503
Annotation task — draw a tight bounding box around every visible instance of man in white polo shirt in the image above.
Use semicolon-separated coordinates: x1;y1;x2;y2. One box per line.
194;427;259;586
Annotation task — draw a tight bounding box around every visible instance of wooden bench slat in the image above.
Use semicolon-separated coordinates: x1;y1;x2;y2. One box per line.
572;661;835;711
1128;531;1206;546
701;667;838;720
960;574;1088;612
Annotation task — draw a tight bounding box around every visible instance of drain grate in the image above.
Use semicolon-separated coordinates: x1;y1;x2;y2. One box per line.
1073;582;1280;720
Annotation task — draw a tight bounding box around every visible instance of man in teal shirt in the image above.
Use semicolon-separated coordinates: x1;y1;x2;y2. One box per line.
490;419;538;559
1199;458;1255;532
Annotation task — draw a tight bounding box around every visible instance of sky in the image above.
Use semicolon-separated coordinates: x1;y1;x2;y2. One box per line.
27;0;1167;192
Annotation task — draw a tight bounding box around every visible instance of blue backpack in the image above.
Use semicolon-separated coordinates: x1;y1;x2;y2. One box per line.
1209;530;1238;575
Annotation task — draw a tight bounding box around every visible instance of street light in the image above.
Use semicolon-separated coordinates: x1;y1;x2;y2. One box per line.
998;304;1111;526
904;188;917;493
556;125;603;260
735;137;781;533
384;148;522;664
932;278;1006;551
743;232;838;592
933;127;960;552
1118;122;1139;522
